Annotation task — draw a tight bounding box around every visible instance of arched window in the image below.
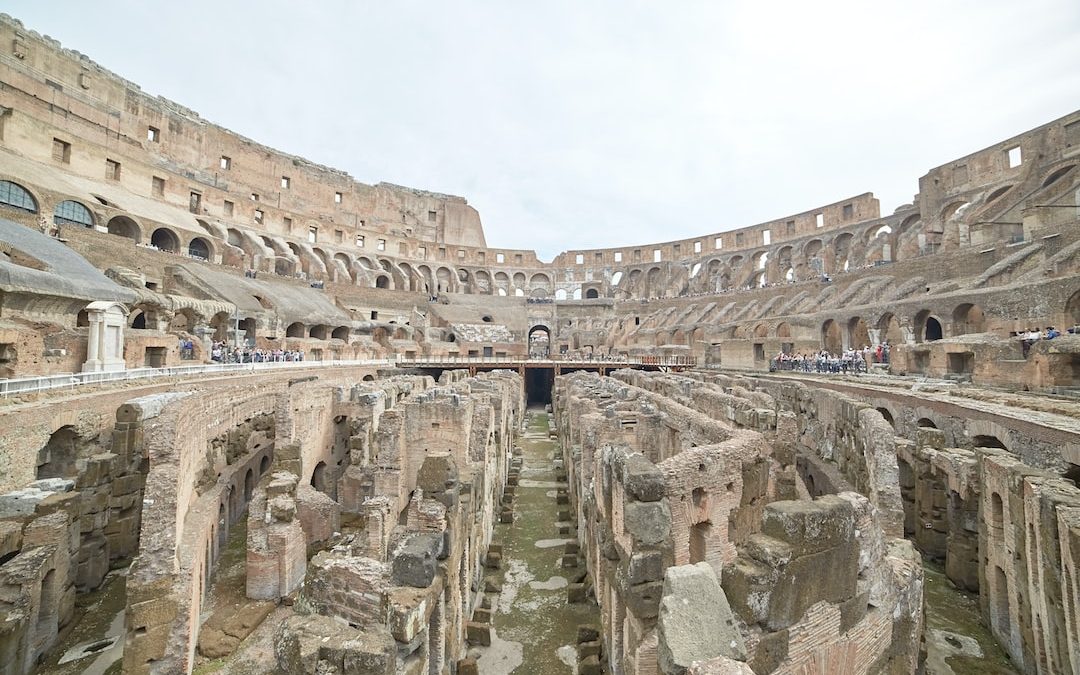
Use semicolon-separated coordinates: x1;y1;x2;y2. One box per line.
53;200;94;227
0;181;37;213
187;237;211;260
585;288;599;299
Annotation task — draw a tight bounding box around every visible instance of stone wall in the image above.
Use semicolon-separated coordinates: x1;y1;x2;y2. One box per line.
554;370;921;674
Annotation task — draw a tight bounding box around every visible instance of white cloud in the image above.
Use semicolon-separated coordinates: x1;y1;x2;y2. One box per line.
8;0;1080;260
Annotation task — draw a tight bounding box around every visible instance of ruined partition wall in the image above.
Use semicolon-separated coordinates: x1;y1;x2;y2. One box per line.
285;369;523;674
121;369;522;674
699;371;1080;675
553;370;922;675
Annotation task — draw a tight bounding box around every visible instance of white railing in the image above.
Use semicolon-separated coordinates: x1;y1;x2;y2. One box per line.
0;359;395;397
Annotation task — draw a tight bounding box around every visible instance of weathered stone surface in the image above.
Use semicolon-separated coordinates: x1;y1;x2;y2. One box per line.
623;453;666;502
391;533;442;588
658;562;746;674
624;499;671;545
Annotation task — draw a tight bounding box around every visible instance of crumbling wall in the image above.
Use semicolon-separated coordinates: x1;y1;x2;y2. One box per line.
555;370;922;675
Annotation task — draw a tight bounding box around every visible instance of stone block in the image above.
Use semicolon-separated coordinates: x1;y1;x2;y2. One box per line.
658;563;746;675
391;533;441;588
466;622;491;646
623;453;666;502
760;496;854;557
624;500;671;545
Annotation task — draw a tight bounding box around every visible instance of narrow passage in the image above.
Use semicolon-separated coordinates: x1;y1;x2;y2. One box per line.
477;406;599;674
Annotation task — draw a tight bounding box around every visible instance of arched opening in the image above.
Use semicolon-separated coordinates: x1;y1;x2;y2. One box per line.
991;492;1004;529
187;236;212;260
239;317;256;345
925;317;943;341
821;319;842;353
106;215;140;243
528;325;551;359
917;418;938;429
286;322;305;338
311;461;328;494
952;303;986;335
375;275;390;289
150;227;180;252
585;288;599;299
973;435;1007;450
876;407;894;428
36;425;81;479
555;289;568;301
53;200;94;228
848;316;870;349
309;325;329;340
776;322;791;338
689;521;713;565
915;310;943;342
243;468;255;502
1042;164;1075;187
0;180;38;213
362;374;375;382
878;313;904;345
332;326;349;340
76;309;90;327
259;455;271;475
985;185;1012;204
130;310;147;330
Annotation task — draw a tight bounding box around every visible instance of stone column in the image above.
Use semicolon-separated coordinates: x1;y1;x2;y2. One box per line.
82;301;128;372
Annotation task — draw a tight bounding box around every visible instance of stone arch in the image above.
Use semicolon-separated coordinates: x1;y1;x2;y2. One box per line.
1041;163;1075;188
914;310;943;342
832;232;854;273
952;303;986;335
877;312;904;344
309;325;329;340
984;185;1013;205
150;227;181;252
474;270;492;293
53;199;95;228
529;273;553;294
286;322;306;338
645;267;662;298
973;434;1008;450
332;326;350;340
848;316;870;348
187;236;213;260
585;288;599;299
436;266;455;293
775;322;791;338
375;274;391;289
36;425;83;479
106;215;141;243
821;319;842;353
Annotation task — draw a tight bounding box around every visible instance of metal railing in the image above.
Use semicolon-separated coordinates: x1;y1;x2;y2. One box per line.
0;354;699;397
0;359;395;397
394;355;697;367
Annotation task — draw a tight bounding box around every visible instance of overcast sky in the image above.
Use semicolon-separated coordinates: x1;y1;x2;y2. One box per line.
8;1;1080;260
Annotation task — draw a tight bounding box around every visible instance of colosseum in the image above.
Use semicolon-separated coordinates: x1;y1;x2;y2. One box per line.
0;11;1078;675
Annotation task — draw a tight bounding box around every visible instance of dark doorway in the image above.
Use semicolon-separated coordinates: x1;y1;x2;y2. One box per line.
526;368;554;405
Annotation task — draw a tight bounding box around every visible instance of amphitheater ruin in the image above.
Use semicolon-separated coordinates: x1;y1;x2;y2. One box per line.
0;12;1078;675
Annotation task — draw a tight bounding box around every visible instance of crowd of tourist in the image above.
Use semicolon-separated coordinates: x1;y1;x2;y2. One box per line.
209;341;305;364
771;343;891;375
